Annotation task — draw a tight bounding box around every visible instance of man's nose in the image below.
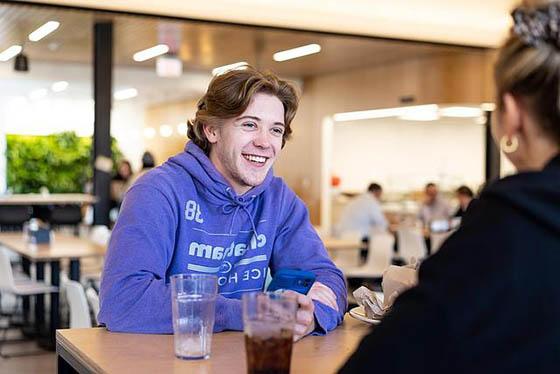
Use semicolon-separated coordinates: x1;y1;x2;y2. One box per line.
253;129;271;148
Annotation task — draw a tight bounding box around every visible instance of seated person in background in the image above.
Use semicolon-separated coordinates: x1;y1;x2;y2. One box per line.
341;1;560;371
417;182;451;228
333;183;388;262
126;151;155;189
99;67;347;340
453;185;474;219
110;159;133;210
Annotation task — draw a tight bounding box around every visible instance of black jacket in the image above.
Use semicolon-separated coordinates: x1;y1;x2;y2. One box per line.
340;154;560;374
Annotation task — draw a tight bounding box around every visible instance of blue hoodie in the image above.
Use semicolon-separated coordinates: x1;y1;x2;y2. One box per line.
99;142;347;334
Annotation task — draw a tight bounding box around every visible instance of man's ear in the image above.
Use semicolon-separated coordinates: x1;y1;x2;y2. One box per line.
203;123;219;144
502;93;523;137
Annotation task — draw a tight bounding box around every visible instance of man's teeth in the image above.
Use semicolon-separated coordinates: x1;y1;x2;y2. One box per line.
244;154;267;163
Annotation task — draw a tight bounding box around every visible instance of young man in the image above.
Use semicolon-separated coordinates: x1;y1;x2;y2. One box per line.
98;67;347;340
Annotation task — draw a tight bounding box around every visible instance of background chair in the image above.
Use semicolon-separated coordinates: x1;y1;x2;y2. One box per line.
343;232;395;280
47;205;83;236
0;205;32;232
397;227;427;264
63;280;92;328
0;249;58;358
85;287;100;326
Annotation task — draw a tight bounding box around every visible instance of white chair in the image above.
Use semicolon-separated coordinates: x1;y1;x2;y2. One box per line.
64;280;92;328
81;225;111;289
0;249;58;357
343;232;394;279
85;287;100;326
397;227;427;264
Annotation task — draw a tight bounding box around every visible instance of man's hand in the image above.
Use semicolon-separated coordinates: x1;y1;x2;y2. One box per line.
308;282;338;311
284;291;315;341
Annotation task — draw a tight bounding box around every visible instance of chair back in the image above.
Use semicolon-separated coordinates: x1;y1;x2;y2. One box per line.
85;287;100;325
64;280;92;328
0;205;33;231
0;248;17;293
365;232;394;275
397;227;427;263
49;205;82;225
89;225;111;246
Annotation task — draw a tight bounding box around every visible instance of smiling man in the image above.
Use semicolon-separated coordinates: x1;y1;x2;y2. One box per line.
98;67;347;340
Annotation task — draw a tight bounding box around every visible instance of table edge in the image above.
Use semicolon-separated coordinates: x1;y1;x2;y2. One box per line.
56;329;106;374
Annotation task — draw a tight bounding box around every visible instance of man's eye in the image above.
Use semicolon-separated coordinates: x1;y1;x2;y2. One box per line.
243;122;257;129
272;127;284;136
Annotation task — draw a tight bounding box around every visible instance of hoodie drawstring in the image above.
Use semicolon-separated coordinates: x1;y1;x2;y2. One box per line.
222;189;259;236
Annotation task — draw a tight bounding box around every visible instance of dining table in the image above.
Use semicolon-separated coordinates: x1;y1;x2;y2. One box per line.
0;232;106;349
56;314;372;373
0;193;97;205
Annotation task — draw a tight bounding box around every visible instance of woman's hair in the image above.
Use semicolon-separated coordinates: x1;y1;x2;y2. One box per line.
495;0;560;145
187;66;299;154
456;185;474;198
141;151;155;169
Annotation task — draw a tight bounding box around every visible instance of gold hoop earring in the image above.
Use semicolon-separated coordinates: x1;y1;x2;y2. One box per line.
500;135;519;154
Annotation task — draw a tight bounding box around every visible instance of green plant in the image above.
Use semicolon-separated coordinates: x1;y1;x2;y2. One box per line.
6;132;123;194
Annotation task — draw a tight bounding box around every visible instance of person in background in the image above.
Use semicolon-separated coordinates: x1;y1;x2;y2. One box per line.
453;185;474;219
333;183;388;263
417;182;451;227
126;151;156;189
99;67;346;340
341;1;560;372
110;159;133;210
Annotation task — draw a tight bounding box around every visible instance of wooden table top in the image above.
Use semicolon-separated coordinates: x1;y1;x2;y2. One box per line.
0;232;106;261
321;236;363;251
56;315;372;374
0;193;97;205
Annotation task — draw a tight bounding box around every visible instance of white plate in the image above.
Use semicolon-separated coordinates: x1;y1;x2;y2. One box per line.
348;306;383;325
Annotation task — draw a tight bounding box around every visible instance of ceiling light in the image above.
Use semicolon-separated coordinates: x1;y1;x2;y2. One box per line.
133;44;169;62
439;106;483;118
333;104;438;122
0;45;22;62
28;21;60;42
159;124;173;137
481;102;496;111
114;88;138;101
399;105;440;121
212;61;248;76
143;127;156;139
29;88;48;100
177;122;189;136
273;44;321;62
51;81;69;92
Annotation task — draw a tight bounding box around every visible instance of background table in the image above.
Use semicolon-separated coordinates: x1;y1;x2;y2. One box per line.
0;232;106;348
56;315;372;373
0;194;97;205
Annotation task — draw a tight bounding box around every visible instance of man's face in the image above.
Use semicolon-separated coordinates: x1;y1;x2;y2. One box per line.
206;93;285;195
426;185;438;203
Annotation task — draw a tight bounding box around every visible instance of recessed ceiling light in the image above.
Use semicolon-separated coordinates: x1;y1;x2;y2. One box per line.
333;104;438;122
133;44;169;62
28;21;60;42
159;124;173;137
29;88;48;100
481;102;496;111
177;122;189;136
114;88;138;101
0;45;22;62
143;127;156;139
273;44;321;62
439;106;483;118
212;61;248;76
51;81;69;92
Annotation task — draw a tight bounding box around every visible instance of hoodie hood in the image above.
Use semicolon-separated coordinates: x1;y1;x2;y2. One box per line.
482;154;560;234
167;141;274;235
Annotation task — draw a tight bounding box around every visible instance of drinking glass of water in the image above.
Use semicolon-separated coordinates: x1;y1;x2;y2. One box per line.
170;273;218;360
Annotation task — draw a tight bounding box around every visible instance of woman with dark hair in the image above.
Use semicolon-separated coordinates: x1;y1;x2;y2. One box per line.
453;185;474;218
341;1;560;372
